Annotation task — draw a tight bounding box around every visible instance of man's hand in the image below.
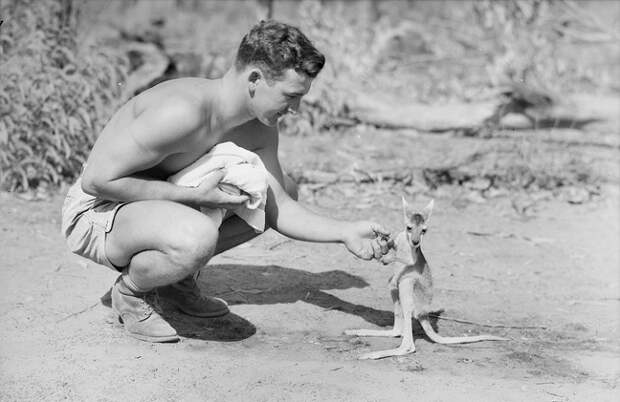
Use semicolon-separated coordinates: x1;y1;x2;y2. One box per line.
342;221;392;261
194;169;250;209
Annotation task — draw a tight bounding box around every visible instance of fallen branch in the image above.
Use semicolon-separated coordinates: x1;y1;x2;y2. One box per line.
345;90;619;133
467;231;555;246
290;168;415;185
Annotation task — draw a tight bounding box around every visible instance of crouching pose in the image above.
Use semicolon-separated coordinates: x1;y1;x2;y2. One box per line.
61;20;391;342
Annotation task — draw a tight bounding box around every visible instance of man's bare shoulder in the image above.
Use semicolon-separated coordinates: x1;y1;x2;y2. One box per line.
96;78;221;157
131;77;218;118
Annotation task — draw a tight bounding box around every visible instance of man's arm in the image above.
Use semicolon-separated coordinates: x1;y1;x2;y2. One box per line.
255;127;352;243
81;96;248;210
81;96;203;203
256;128;389;260
254;126;392;263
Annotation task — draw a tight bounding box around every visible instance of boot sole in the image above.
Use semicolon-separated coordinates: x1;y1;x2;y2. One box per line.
128;332;180;343
167;297;230;318
118;316;180;343
173;303;230;318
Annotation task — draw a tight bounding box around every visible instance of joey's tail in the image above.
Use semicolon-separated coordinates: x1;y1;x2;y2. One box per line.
419;318;508;344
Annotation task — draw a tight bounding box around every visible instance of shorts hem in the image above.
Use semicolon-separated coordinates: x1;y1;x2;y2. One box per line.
103;202;129;272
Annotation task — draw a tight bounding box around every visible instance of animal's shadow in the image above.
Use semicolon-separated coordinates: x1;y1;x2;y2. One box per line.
101;264;442;342
200;264;442;341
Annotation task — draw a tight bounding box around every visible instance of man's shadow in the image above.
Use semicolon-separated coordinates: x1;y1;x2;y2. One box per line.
101;264;440;342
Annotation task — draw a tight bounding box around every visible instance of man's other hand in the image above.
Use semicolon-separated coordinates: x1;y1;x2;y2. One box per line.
342;221;391;261
195;169;250;210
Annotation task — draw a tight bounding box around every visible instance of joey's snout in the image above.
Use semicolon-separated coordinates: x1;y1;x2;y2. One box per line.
406;224;427;247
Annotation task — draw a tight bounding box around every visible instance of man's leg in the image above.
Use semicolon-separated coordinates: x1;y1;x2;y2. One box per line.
215;173;299;254
104;200;220;341
157;175;299;317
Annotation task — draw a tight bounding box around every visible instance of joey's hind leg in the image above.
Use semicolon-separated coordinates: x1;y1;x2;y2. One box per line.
358;279;416;360
345;288;403;338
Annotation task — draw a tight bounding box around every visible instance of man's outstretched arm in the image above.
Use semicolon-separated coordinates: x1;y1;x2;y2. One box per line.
255;126;390;260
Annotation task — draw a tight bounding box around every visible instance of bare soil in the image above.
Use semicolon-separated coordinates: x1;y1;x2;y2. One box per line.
1;128;618;401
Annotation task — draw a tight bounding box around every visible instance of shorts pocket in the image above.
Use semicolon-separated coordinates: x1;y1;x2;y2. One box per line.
64;217;94;255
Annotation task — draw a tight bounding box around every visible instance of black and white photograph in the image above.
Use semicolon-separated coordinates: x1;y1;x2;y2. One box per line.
0;0;618;400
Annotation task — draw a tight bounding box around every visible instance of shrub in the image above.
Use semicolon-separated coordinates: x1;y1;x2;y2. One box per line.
0;0;127;192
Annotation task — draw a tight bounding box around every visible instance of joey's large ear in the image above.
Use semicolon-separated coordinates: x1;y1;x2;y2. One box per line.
421;199;434;222
401;195;410;223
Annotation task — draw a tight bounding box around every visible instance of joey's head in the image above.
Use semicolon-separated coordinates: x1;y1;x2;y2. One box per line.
401;197;434;249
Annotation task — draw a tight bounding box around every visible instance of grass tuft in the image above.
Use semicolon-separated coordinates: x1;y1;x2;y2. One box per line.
0;0;127;191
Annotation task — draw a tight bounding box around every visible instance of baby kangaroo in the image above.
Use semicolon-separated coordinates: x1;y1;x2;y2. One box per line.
345;198;507;360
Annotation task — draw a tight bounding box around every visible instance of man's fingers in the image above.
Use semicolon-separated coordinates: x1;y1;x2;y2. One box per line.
378;238;390;254
371;223;389;237
370;239;382;259
200;169;226;187
356;246;372;260
221;193;250;205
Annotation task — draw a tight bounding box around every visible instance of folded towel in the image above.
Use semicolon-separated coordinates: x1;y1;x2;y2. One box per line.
168;142;269;232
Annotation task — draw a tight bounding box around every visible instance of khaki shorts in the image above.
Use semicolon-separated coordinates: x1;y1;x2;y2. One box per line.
61;177;127;271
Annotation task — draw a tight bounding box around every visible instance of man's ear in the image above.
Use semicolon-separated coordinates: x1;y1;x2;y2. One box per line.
401;196;410;225
248;69;262;83
421;199;434;222
248;69;262;96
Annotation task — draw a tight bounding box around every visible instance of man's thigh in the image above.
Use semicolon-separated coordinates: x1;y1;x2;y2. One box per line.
105;200;219;268
214;174;298;254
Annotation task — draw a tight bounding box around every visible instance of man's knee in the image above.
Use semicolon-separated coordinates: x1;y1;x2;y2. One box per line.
168;219;218;273
284;174;299;201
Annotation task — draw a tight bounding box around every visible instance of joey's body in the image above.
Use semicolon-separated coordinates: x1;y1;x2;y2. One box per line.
346;199;507;360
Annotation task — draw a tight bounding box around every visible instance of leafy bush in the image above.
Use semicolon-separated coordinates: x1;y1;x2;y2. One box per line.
0;0;127;192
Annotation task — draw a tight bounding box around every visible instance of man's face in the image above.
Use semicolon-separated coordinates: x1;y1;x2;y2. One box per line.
250;68;312;127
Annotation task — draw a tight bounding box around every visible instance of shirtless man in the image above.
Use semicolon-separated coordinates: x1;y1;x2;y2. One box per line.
61;20;391;342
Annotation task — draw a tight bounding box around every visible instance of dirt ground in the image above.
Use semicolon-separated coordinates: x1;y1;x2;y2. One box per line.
1;128;619;401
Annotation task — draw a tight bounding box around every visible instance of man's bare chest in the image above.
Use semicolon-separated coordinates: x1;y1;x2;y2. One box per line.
153;121;267;178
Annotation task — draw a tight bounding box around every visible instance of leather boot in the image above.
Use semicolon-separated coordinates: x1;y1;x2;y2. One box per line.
111;276;179;343
158;272;229;318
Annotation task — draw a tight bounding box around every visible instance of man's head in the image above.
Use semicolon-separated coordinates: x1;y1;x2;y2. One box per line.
234;20;325;126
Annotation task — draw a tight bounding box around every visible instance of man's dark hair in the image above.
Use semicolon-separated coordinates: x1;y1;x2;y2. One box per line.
235;20;325;81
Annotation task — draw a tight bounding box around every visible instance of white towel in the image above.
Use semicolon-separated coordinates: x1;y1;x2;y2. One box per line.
168;142;269;232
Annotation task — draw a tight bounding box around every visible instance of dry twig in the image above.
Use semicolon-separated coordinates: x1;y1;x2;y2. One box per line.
428;314;547;330
56;302;100;323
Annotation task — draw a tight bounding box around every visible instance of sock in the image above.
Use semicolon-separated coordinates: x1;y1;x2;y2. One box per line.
172;271;199;290
119;272;151;294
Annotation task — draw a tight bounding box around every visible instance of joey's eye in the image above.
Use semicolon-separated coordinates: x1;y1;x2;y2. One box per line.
406;225;413;231
421;228;427;234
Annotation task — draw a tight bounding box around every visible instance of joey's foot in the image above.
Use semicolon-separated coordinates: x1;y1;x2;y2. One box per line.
344;329;401;337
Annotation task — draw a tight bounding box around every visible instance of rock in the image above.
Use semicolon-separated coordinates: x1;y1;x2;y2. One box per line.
465;177;492;191
483;187;510;198
465;190;487;204
562;186;590;204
